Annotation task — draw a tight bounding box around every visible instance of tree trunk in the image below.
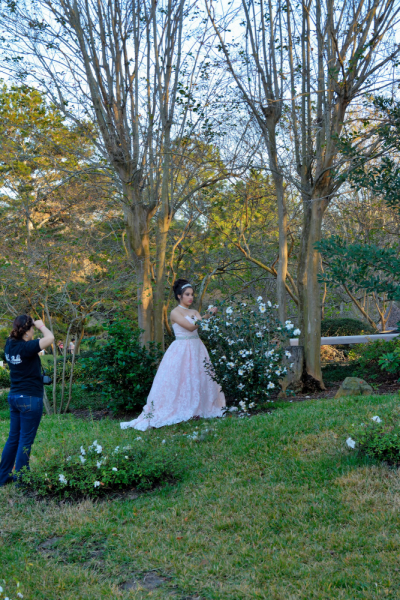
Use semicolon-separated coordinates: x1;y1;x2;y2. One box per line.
153;216;170;348
275;174;288;325
124;185;154;344
297;194;328;390
262;119;288;324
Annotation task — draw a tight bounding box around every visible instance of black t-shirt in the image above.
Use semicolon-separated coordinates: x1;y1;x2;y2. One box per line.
5;338;43;398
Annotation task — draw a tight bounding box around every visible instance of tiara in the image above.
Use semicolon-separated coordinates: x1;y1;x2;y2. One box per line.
181;283;192;290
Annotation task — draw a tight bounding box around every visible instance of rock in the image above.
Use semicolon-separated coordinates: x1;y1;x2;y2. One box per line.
334;377;373;399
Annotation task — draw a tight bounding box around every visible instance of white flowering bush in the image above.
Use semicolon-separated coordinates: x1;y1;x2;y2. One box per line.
198;296;299;409
19;438;181;499
0;581;23;600
346;413;400;465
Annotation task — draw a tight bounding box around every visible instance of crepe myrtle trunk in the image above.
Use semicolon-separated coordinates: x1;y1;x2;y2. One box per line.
297;191;329;390
124;184;154;345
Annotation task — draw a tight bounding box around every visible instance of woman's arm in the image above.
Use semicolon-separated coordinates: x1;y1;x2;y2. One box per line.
170;309;198;331
34;320;55;350
194;307;218;322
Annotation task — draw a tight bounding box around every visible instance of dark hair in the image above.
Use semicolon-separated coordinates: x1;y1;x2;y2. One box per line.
10;314;34;340
173;278;193;301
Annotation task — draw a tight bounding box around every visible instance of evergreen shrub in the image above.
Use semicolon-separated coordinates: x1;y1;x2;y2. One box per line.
81;318;163;414
0;366;10;388
350;338;400;380
321;317;375;337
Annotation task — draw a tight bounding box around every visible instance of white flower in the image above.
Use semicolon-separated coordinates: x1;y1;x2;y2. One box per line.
17;594;24;599
265;350;274;357
238;368;244;376
135;437;143;441
289;362;294;368
346;437;356;449
256;332;263;338
59;474;67;485
112;467;118;472
285;351;292;358
93;481;101;488
257;296;263;302
249;402;255;408
267;382;275;389
0;586;3;593
162;439;166;444
125;456;129;459
80;446;86;455
267;300;272;307
66;456;71;461
237;383;245;390
285;323;294;330
96;460;103;468
275;370;281;376
221;356;226;360
225;321;231;327
227;362;235;369
293;328;301;336
239;401;247;411
274;304;279;308
259;304;266;313
79;455;86;464
207;305;214;311
226;307;233;314
202;323;210;331
113;446;120;453
241;302;247;306
372;416;382;423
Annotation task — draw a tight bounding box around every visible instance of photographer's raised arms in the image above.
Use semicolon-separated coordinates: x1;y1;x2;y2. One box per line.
0;315;54;486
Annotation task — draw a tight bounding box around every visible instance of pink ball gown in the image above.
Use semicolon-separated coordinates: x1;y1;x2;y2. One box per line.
120;316;226;431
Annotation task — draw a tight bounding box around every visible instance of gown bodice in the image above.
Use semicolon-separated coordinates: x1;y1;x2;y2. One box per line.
172;315;200;339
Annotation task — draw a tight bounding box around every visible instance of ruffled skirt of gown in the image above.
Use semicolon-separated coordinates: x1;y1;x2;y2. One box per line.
120;322;226;431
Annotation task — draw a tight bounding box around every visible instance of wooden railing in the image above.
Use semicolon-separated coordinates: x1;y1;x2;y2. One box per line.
289;333;399;347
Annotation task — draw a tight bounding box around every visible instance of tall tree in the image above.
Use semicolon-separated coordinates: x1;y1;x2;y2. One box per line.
206;0;290;326
208;0;400;388
0;0;235;345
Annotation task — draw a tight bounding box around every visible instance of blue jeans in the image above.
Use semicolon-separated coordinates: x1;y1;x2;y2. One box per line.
0;394;43;486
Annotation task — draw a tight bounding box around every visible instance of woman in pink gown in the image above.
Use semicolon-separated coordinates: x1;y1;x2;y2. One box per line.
120;279;226;431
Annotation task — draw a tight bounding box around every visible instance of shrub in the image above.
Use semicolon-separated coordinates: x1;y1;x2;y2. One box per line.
321;363;358;382
19;437;180;499
349;338;400;380
346;413;400;465
81;319;163;414
198;296;299;409
0;366;10;388
321;317;375;337
45;356;86;384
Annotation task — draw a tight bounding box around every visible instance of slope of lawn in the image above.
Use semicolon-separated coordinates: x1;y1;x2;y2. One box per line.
1;394;400;600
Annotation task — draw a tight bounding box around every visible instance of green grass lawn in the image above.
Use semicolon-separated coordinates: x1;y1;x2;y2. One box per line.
1;395;400;599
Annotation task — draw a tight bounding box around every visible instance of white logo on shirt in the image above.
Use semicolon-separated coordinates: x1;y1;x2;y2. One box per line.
5;353;22;365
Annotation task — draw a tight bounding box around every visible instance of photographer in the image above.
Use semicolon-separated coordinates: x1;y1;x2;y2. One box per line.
0;315;54;486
